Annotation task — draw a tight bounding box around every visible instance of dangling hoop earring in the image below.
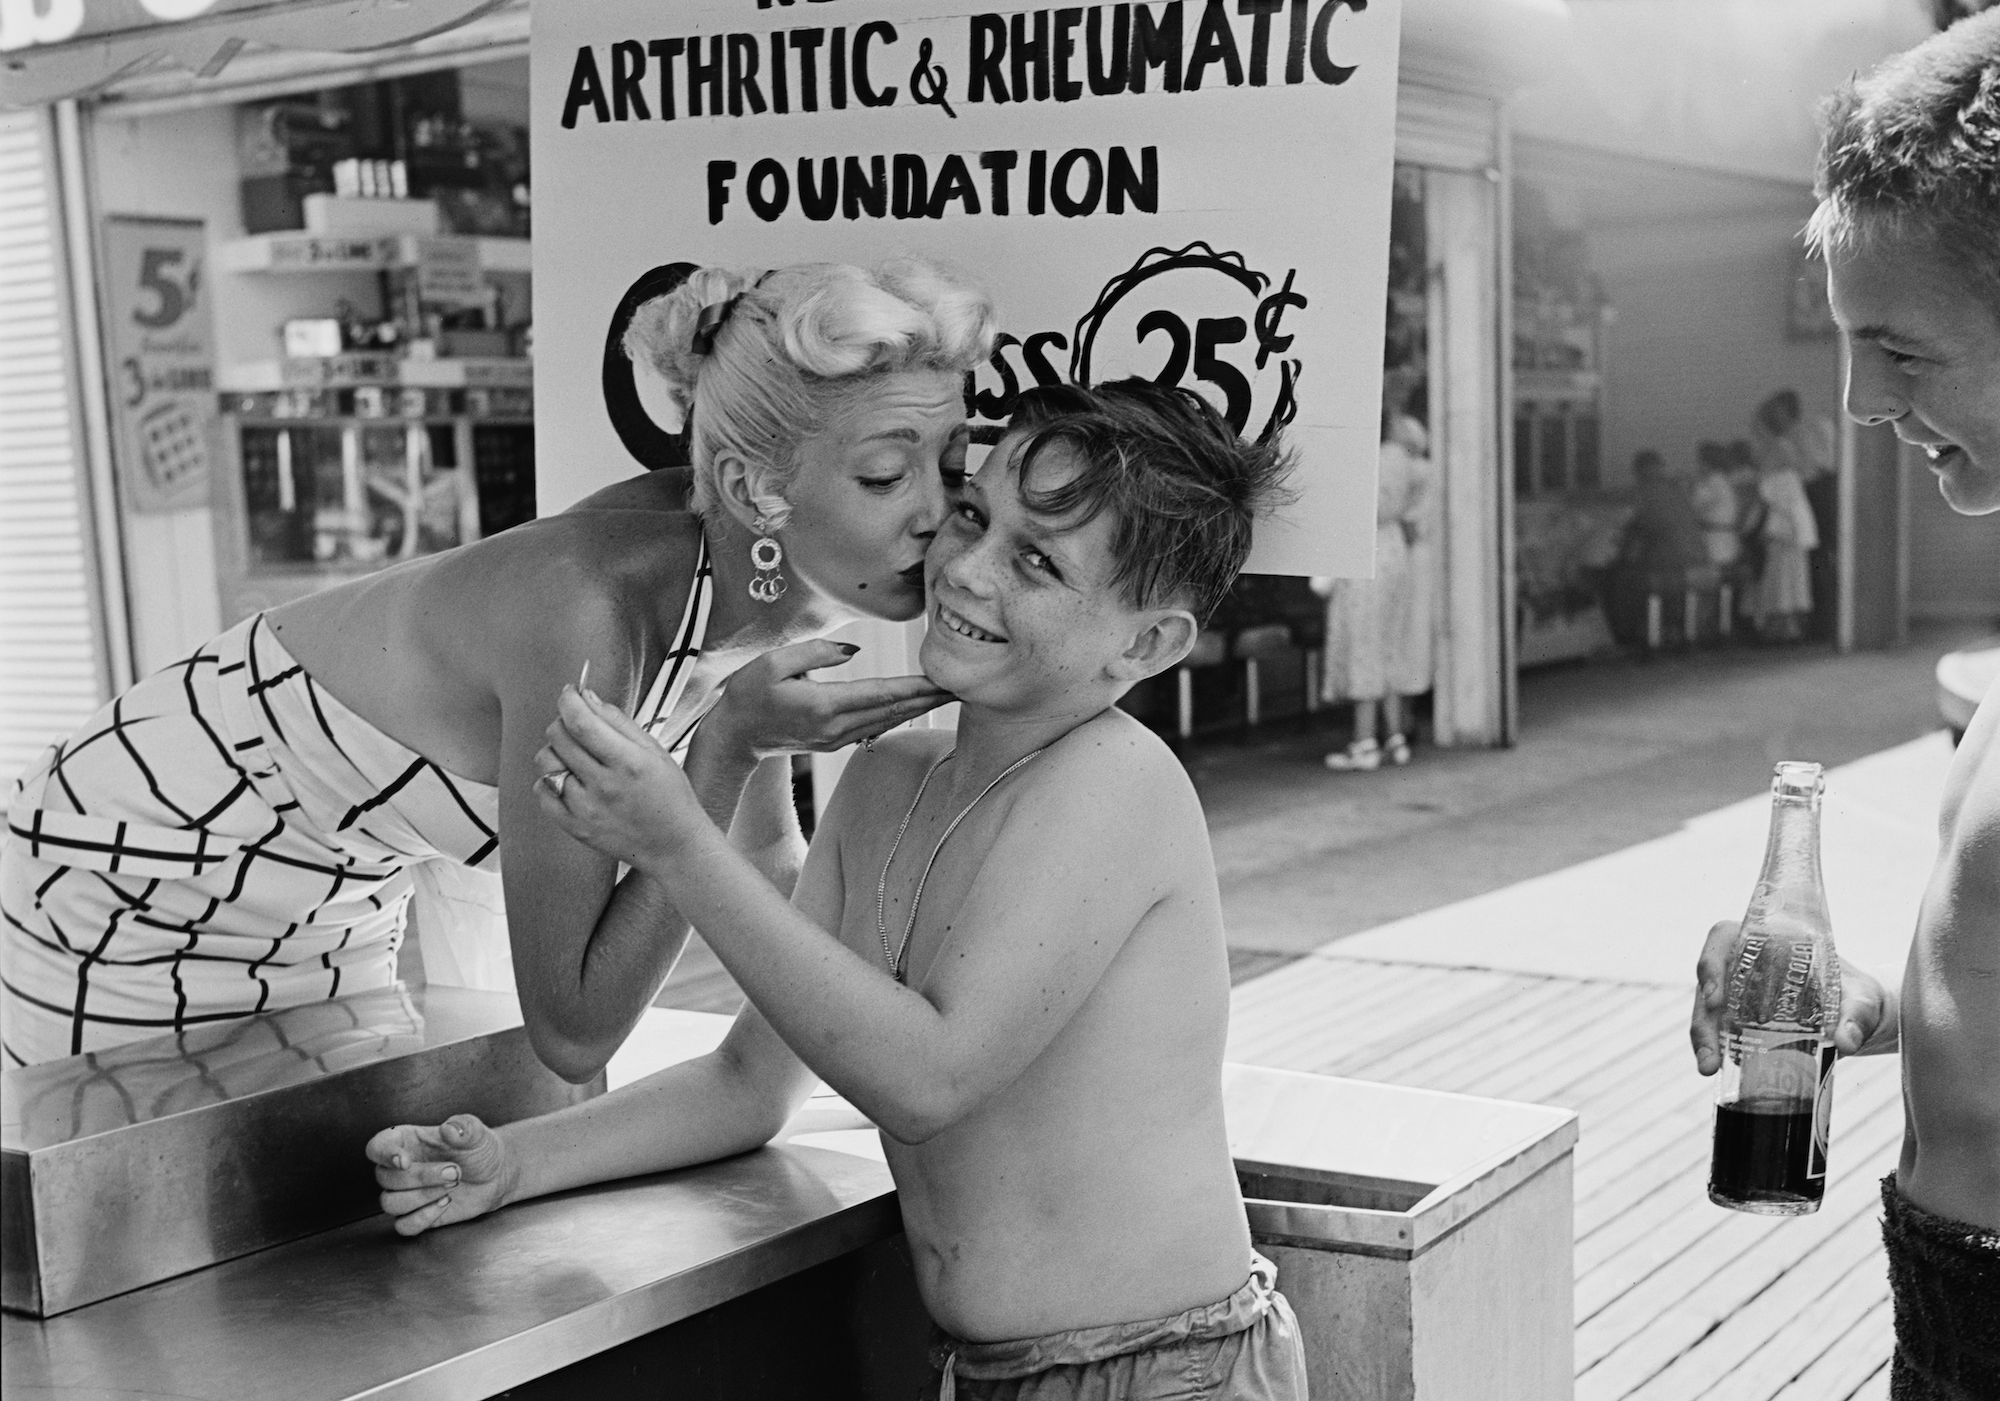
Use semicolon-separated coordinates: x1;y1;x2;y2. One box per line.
748;517;787;604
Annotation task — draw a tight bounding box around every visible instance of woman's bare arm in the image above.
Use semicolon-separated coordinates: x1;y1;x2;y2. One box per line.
494;613;763;1081
499;625;940;1082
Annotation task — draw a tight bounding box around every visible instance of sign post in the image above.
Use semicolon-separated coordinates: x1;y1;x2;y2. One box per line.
531;0;1402;578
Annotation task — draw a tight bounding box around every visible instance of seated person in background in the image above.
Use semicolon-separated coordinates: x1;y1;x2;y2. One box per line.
1606;449;1710;644
1618;450;1709;579
369;380;1309;1401
1690;440;1744;570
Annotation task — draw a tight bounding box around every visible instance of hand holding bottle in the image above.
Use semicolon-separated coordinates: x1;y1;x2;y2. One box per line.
1691;920;1899;1075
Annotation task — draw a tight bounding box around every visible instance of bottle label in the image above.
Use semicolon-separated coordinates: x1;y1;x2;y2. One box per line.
1727;1027;1821;1100
1809;1044;1836;1179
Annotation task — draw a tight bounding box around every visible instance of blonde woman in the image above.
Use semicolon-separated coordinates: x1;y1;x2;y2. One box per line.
2;260;994;1076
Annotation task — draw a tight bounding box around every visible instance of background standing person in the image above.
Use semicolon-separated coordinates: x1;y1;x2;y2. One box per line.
1692;440;1746;573
1317;413;1434;771
1751;440;1820;643
0;259;988;1074
1691;14;2000;1399
1753;389;1841;641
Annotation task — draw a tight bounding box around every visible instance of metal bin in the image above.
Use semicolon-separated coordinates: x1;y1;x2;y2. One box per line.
1224;1063;1580;1401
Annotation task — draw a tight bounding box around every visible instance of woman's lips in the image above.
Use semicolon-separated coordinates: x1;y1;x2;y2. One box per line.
898;561;928;592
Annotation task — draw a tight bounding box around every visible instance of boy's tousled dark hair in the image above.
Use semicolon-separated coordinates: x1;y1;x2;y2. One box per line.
1003;378;1295;624
1806;10;2000;313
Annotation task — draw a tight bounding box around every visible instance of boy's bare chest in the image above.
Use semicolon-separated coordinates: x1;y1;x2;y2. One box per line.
837;794;1013;986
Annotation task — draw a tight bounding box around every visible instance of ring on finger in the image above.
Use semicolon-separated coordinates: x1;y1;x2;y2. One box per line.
545;768;570;798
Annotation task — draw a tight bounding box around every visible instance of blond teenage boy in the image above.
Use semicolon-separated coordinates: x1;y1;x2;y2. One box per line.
370;380;1308;1400
1691;15;2000;1399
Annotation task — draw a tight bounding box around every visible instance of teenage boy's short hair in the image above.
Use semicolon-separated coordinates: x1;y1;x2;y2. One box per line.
1805;10;2000;313
1006;379;1295;624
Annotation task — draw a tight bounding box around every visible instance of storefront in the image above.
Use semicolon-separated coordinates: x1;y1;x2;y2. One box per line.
1119;0;1566;750
0;0;532;778
2;0;1573;787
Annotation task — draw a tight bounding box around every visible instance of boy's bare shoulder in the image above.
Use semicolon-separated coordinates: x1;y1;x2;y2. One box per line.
1023;709;1202;835
822;728;957;823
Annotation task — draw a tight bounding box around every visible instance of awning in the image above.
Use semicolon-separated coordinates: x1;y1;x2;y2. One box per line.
1511;0;1939;185
1;0;511;108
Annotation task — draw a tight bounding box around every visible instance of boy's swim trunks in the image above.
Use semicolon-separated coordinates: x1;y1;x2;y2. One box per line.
926;1253;1307;1400
1881;1173;2000;1400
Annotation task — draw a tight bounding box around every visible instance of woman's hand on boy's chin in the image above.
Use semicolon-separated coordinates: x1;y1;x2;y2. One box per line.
366;1113;514;1237
537;686;709;872
705;638;951;763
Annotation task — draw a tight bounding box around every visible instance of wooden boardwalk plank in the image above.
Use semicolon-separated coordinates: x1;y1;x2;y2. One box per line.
1418;984;1664;1099
1322;976;1580;1082
1220;957;1909;1401
1226;959;1512;1069
1574;1095;1903;1325
1767;1295;1895;1401
1478;993;1688;1108
1620;1196;1888;1400
1574;1139;1892;1385
1850;1362;1892;1401
1575;1059;1901;1241
1706;1259;1895;1401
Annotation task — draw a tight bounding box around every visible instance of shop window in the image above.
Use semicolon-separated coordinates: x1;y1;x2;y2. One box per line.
195;61;537;624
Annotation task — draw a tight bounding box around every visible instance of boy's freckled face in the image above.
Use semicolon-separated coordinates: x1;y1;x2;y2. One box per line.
919;432;1146;713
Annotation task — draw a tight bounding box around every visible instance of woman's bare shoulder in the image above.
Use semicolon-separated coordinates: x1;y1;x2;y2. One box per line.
416;498;705;693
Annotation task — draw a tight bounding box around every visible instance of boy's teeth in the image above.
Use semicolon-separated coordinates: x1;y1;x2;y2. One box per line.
942;606;1000;642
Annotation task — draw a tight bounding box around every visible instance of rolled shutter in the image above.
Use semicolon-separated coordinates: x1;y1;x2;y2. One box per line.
0;110;107;783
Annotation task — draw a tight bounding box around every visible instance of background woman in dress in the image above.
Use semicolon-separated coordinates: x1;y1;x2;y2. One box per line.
1;259;992;1076
1316;412;1435;771
1749;395;1823;643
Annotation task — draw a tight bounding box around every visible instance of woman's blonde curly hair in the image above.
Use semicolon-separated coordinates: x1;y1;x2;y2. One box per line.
621;258;997;527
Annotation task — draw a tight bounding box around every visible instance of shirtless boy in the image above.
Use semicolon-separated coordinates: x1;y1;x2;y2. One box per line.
1690;14;2000;1398
369;379;1308;1399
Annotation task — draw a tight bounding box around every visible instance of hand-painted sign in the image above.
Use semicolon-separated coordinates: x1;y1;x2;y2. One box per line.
533;0;1401;576
103;215;215;513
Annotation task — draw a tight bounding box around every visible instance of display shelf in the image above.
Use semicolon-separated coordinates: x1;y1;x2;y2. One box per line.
216;231;531;275
219;356;532;391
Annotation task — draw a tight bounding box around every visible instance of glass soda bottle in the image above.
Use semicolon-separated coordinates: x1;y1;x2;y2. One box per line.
1708;761;1841;1214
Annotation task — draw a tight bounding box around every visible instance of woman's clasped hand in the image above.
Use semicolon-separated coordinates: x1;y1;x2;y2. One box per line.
697;638;952;763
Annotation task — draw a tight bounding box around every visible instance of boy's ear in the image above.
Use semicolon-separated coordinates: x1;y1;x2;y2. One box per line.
1109;608;1199;684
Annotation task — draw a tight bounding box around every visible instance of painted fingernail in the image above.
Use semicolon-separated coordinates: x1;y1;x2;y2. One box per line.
443;1164;460;1185
437;1196;451;1211
838;643;861;655
579;660;591;691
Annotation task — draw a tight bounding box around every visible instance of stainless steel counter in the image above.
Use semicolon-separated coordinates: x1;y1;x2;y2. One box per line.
3;1014;1580;1401
4;986;596;1316
3;1004;899;1400
2;1132;898;1400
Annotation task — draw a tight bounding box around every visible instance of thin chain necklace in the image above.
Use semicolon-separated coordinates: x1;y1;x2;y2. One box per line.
876;747;1047;983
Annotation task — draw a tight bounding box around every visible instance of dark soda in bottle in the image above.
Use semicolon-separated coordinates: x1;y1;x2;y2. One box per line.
1708;761;1840;1215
